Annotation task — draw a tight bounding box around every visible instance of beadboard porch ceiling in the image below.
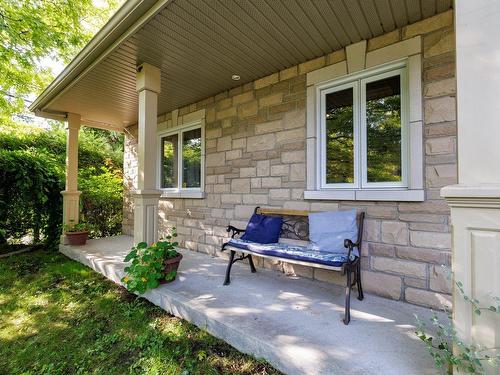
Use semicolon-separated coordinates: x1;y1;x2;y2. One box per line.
30;0;452;130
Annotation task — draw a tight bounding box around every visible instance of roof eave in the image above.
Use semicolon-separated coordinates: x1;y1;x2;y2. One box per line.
29;0;168;114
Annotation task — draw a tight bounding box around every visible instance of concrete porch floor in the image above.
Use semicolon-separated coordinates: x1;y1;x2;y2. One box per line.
60;235;440;375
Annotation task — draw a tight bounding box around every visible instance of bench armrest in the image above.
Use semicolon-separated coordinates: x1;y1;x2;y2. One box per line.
344;239;359;260
227;225;245;238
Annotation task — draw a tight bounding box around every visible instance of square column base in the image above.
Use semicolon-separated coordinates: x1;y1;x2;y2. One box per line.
132;190;162;245
61;190;82;244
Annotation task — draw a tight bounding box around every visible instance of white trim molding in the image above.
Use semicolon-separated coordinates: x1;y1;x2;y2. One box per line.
305;37;424;202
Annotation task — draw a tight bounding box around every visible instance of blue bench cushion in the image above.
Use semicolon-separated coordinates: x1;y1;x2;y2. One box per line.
227;238;356;268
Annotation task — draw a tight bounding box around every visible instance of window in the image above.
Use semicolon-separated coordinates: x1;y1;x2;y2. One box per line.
158;123;204;198
320;67;407;190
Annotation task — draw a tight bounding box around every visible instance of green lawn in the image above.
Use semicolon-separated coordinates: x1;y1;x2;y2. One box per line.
0;249;280;375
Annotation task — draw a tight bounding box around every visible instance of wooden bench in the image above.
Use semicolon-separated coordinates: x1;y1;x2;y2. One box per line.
221;207;365;325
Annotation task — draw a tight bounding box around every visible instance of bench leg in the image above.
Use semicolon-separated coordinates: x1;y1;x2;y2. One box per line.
343;267;352;325
223;250;236;286
248;254;257;273
356;262;364;301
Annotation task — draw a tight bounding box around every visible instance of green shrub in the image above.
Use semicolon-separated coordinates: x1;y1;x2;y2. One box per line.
0;148;63;248
79;165;123;238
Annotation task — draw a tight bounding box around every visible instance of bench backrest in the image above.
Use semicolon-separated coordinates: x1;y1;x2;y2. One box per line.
254;207;365;247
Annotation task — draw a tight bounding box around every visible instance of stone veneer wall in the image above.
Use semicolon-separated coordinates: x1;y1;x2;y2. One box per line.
123;11;456;309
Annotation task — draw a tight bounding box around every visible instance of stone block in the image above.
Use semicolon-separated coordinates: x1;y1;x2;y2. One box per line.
279;66;298;81
424;78;456;98
206;152;226;167
226;149;242;160
240;167;257;178
232;138;246;149
426;164;457;188
396;246;446;264
247;134;276;151
314;268;344;285
242;194;268;205
366;205;398;219
369;243;396;257
425;137;455;155
217;136;232;151
403;10;453;39
327;49;346;65
271;164;289;176
299;56;325;74
363;219;381;242
290;163;305;181
429;265;452;293
282;110;306;129
216;107;237;120
221;194;242;204
410;231;451;250
238;100;258;118
254;73;279;90
269;189;290;200
362;271;402;300
425;96;456;124
276;128;306;143
259;93;283;107
281;151;305;163
367;30;400;51
405;288;451;310
424;28;454;59
381;221;409;245
232;91;254;105
255;120;282;134
251;178;262;189
256;160;270;176
310;202;339;211
234;205;256;219
206;128;222;139
372;257;426;278
261;177;282;188
231;179;250;194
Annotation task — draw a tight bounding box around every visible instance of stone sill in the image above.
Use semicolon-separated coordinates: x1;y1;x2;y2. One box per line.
304;189;425;201
159;190;204;199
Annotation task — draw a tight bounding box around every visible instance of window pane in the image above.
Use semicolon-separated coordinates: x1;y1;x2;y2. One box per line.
366;75;402;183
161;134;178;188
325;87;354;184
182;128;201;188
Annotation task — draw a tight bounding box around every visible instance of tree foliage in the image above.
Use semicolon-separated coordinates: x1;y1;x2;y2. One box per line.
0;0;121;117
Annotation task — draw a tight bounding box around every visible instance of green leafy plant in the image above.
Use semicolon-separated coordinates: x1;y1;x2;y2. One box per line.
63;220;89;233
415;274;500;374
121;230;179;294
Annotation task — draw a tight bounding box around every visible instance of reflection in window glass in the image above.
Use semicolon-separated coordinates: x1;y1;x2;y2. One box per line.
161;134;178;188
182;128;201;188
325;87;354;184
366;75;402;183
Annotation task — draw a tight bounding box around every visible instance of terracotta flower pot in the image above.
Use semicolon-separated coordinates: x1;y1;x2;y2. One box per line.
66;231;88;246
161;253;183;283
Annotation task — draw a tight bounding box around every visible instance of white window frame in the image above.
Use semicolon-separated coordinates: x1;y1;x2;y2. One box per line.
157;121;205;199
306;55;424;202
318;62;408;191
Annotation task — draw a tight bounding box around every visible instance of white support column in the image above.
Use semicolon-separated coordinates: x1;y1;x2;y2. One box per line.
133;63;162;245
442;1;500;370
61;113;82;244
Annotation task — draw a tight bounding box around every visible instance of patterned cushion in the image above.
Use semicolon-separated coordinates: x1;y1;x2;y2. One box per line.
227;238;356;267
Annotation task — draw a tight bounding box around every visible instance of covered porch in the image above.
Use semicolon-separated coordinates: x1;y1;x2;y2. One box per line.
61;235;439;375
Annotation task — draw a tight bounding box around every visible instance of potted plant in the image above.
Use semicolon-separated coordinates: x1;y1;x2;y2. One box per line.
121;229;182;294
63;220;89;246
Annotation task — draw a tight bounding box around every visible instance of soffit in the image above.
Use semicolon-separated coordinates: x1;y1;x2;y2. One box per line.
41;0;452;129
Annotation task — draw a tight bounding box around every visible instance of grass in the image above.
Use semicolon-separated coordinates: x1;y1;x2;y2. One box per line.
0;249;281;375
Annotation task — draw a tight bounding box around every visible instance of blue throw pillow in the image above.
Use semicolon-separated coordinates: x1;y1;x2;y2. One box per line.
308;209;359;256
241;214;283;244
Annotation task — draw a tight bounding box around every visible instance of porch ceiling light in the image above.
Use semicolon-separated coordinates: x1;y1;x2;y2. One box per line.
231;74;240;81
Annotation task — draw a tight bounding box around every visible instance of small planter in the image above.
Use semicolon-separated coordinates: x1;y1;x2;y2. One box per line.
66;231;88;246
161;253;183;283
